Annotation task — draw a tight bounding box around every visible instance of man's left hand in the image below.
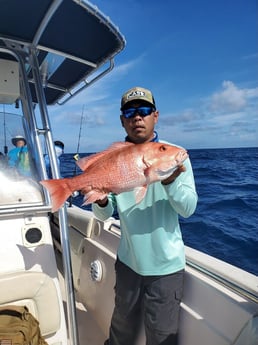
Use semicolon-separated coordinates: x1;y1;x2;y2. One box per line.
161;164;186;185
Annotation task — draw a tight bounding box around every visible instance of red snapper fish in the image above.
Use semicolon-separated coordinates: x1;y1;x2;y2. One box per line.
40;141;188;212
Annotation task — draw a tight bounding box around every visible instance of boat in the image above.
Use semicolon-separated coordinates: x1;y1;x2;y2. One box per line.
0;1;257;344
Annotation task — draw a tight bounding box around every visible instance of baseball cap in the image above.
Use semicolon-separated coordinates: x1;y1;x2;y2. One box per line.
121;86;156;110
12;135;26;146
54;140;64;150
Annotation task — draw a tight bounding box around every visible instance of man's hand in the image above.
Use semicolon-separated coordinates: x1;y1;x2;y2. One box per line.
161;164;186;185
95;196;108;207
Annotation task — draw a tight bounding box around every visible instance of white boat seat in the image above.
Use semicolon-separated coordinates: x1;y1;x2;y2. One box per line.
0;271;60;336
67;207;96;238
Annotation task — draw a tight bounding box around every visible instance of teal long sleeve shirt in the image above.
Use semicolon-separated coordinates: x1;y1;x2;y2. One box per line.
92;142;198;276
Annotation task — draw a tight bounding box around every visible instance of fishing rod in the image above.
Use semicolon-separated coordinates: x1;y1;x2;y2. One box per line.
73;104;85;163
68;105;85;207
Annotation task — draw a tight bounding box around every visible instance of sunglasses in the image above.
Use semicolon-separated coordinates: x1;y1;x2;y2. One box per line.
122;106;155;119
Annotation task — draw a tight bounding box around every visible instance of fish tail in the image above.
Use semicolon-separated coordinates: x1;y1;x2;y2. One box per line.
40;178;72;213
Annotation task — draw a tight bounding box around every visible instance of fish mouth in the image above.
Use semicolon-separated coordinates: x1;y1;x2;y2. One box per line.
156;150;189;178
176;150;188;163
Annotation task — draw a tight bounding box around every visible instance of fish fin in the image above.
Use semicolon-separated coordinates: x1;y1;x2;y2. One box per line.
134;186;147;204
82;190;107;205
77;141;134;171
40;178;72;212
77;154;102;171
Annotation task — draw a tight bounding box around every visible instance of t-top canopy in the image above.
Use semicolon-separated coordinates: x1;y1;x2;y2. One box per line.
0;0;126;105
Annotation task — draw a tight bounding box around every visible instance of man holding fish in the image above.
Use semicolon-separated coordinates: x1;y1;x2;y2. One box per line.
92;87;198;345
40;86;197;344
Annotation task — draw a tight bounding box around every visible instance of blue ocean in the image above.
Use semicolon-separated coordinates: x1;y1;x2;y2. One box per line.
60;147;258;276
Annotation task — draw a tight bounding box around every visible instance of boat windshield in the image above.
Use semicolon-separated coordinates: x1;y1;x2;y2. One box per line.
0;111;43;208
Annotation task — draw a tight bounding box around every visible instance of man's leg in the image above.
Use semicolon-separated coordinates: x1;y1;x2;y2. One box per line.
106;259;143;345
144;270;184;345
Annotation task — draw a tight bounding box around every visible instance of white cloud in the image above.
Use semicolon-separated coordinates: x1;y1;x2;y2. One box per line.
209;80;258;113
156;80;258;148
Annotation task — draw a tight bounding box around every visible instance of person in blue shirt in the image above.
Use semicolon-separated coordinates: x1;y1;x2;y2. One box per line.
8;135;30;176
92;87;198;345
45;140;64;178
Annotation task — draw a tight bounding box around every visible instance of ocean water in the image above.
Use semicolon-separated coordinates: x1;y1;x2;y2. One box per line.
60;147;258;276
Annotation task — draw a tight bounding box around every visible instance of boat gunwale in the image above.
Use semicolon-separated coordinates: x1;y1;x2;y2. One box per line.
185;246;258;304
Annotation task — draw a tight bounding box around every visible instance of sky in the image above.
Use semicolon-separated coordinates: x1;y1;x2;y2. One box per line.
6;0;258;153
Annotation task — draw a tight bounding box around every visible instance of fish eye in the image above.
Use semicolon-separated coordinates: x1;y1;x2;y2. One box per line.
159;145;166;151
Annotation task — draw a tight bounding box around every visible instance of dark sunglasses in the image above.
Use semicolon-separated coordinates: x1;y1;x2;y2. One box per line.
121;106;155;119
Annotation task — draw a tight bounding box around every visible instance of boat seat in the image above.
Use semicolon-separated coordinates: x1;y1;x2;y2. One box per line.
0;271;60;336
67;207;96;238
